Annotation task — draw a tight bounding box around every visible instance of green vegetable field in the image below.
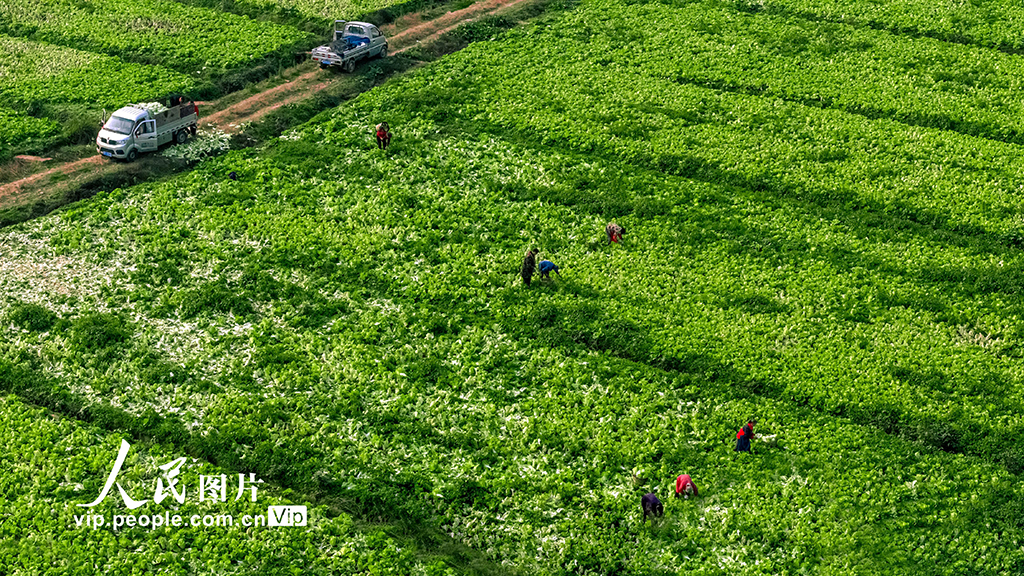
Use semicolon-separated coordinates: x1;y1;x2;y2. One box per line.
2;0;1023;573
746;0;1024;51
0;0;310;71
209;0;457;22
0;36;195;121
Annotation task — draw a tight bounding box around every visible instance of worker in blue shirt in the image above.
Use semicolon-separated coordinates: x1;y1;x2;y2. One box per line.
538;259;560;280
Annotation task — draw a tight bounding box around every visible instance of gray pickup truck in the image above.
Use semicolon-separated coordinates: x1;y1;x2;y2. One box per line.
310;20;388;72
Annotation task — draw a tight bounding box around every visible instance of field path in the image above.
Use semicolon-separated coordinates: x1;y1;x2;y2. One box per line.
0;0;538;213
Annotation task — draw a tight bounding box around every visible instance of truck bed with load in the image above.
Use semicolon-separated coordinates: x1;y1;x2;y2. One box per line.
311;20;388;73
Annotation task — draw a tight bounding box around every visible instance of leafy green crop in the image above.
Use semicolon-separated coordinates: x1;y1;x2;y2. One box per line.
561;2;1024;146
356;10;1024;238
4;113;1024;573
0;0;312;73
204;0;450;22
3;0;1024;573
733;0;1024;52
0;392;436;575
0;106;59;146
0;35;195;109
5;301;59;331
159;128;231;162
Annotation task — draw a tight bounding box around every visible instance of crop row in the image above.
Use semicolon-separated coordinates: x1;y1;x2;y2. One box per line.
297;107;1024;468
0;107;59;147
2;116;1023;573
0;0;312;73
367;16;1024;236
578;2;1024;146
343;20;1024;461
0;392;436;575
0;35;194;130
724;0;1024;52
202;0;448;23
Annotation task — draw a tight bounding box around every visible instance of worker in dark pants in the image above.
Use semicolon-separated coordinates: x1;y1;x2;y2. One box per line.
641;493;663;526
538;259;560;280
520;248;538;286
734;420;757;453
606;222;625;244
376;121;391;150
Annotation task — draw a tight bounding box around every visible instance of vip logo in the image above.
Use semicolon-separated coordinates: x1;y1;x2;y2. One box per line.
267;505;307;527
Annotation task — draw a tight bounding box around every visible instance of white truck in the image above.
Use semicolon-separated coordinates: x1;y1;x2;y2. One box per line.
96;97;199;162
310;20;388;73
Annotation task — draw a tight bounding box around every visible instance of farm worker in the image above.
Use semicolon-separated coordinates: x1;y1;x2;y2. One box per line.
376;121;391;150
228;171;238;181
520;248;538;286
675;474;698;499
606;222;625;244
734;419;757;453
538;259;560;280
641;493;663;525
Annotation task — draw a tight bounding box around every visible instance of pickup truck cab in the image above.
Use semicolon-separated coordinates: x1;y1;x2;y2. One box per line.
96;98;198;162
311;20;387;73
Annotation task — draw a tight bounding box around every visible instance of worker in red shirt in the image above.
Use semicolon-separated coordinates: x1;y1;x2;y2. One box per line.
735;419;756;452
375;121;391;150
675;474;698;499
606;222;625;244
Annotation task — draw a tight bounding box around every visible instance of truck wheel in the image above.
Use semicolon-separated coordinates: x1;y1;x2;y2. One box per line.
190;125;197;136
127;149;138;162
343;59;356;73
176;130;188;145
379;45;388;59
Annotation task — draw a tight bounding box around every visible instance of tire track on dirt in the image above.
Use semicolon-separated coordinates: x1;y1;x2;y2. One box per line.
388;0;523;49
0;156;111;207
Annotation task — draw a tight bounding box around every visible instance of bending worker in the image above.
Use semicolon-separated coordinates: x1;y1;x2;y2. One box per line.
539;259;560;280
675;474;698;499
735;419;757;453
